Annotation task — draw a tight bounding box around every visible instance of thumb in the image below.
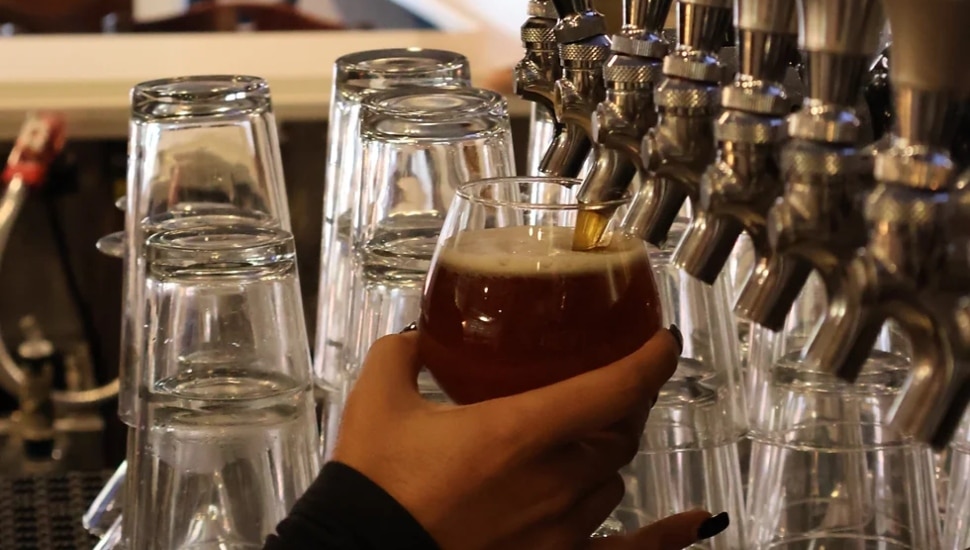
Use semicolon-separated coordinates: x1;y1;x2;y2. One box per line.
589;510;723;550
351;331;424;409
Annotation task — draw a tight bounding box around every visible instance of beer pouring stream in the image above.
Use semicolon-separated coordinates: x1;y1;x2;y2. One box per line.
731;0;886;331
536;0;610;178
670;0;799;284
571;0;676;250
801;0;970;449
619;0;735;247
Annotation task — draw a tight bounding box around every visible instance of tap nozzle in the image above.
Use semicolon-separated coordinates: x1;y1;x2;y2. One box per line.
620;0;734;247
538;0;611;178
572;0;676;250
731;0;885;327
672;0;798;283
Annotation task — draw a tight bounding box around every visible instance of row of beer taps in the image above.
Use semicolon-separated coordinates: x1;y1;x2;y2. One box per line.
516;0;970;450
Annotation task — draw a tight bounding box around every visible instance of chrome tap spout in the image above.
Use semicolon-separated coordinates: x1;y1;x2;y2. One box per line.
799;0;970;448
572;0;676;249
672;0;798;283
538;0;610;177
732;0;885;329
622;0;735;246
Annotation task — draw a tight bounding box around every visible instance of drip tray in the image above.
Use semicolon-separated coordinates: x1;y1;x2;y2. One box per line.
0;471;113;550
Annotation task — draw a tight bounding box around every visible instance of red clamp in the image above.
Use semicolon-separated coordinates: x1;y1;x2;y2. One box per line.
2;112;67;188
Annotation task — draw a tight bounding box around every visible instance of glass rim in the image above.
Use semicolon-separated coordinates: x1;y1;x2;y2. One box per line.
146;224;295;271
456;177;633;211
131;75;271;121
336;48;469;76
359;85;507;120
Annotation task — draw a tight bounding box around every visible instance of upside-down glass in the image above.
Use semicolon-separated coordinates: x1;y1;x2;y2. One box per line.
319;86;515;458
417;176;660;403
116;75;292;427
745;281;941;549
122;225;319;550
613;223;746;548
943;414;970;549
314;49;471;394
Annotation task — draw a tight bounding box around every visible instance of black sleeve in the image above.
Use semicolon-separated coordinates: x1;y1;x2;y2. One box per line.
263;461;440;550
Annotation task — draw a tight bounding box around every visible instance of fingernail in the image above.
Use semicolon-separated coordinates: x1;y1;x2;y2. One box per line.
399;321;418;334
697;512;730;540
668;324;683;353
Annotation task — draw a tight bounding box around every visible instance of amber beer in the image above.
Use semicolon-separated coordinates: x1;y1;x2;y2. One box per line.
418;225;661;404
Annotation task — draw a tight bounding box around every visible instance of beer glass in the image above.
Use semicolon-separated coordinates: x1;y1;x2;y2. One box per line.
943;414;970;548
122;225;319;550
745;284;941;548
418;176;659;403
111;75;292;427
314;49;471;395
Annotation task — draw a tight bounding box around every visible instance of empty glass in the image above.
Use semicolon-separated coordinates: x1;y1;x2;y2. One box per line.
82;460;126;537
122;225;319;549
943;414;970;549
613;222;747;548
314;49;471;396
746;281;941;549
112;75;292;427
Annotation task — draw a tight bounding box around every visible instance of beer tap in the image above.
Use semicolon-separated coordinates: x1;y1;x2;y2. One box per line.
801;0;970;449
572;0;675;249
515;0;561;158
537;0;610;178
671;0;799;284
673;0;798;284
731;0;885;331
621;0;735;246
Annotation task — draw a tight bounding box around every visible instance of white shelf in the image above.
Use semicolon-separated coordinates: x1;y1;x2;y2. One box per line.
0;29;525;140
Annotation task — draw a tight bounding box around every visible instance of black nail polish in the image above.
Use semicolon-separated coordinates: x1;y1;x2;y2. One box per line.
399;321;418;334
668;324;684;353
697;512;730;540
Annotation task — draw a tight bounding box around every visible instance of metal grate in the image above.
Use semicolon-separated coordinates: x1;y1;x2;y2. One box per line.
0;470;113;550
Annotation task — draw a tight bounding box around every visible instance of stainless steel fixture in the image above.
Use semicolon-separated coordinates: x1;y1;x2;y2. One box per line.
731;0;886;331
802;0;970;449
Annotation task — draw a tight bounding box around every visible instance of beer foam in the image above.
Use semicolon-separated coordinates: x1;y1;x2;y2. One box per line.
437;226;647;275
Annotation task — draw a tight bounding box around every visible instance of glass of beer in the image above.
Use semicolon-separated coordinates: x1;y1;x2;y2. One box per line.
418;177;661;404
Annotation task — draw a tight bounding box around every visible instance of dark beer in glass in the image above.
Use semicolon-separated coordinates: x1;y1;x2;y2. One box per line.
418;177;662;404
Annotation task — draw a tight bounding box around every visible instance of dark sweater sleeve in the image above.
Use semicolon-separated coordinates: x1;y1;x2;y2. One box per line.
264;461;440;550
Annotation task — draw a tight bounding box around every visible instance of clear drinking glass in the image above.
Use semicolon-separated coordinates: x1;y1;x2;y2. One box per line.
943;414;970;549
82;459;127;537
114;75;292;427
613;222;746;548
417;176;658;537
417;176;657;401
314;49;471;396
316;87;515;458
122;225;319;550
343;86;515;369
746;282;941;549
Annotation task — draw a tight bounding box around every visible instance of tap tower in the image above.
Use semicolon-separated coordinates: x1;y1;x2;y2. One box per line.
732;0;885;330
804;0;970;449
